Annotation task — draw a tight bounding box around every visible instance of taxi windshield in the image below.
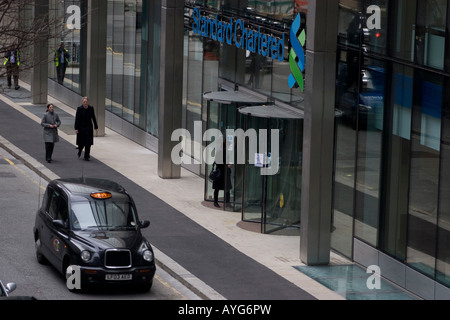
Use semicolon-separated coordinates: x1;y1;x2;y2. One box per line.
71;199;138;230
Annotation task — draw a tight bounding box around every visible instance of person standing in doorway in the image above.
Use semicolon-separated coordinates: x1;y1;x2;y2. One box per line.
41;104;61;163
54;43;70;85
4;46;20;90
212;139;232;208
74;97;98;161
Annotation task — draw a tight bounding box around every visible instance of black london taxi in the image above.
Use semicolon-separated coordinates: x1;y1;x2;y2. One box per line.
33;177;156;292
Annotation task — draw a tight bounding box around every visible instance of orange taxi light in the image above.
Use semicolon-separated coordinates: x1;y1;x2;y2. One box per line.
90;192;112;199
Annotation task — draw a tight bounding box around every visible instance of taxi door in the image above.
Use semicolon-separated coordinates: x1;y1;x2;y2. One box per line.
43;187;70;270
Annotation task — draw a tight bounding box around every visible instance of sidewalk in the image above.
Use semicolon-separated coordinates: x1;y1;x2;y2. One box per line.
0;81;347;300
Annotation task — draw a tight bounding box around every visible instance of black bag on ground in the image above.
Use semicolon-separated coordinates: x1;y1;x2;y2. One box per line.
208;162;221;182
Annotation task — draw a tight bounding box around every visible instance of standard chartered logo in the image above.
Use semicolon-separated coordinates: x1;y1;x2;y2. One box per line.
288;13;306;91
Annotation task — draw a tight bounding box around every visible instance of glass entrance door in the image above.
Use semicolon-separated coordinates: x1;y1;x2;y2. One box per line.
203;91;303;235
203;90;265;211
262;118;302;234
204;100;239;210
239;106;303;234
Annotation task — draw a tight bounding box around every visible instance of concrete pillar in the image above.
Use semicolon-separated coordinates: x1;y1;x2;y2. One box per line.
300;0;339;265
85;0;107;136
158;0;184;179
31;0;49;104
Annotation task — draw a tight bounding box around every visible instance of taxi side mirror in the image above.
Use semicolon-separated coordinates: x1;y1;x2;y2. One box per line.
6;283;17;295
139;220;150;229
53;220;67;229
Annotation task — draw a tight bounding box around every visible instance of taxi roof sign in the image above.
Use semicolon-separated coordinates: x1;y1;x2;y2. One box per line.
90;192;112;199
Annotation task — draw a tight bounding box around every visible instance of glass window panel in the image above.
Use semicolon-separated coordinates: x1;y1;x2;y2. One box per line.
332;50;357;257
414;0;447;70
184;34;204;162
246;0;297;19
220;43;240;83
354;58;386;247
437;79;450;286
145;0;160;137
242;115;265;223
106;0;114;112
105;0;144;127
134;0;143;126
263;118;302;235
49;0;82;93
338;0;388;55
122;0;137;123
406;71;443;278
111;0;125;117
379;64;413;260
247;52;273;96
363;0;388;55
391;0;417;61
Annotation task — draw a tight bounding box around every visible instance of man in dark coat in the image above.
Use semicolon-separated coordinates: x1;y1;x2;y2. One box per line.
74;97;98;161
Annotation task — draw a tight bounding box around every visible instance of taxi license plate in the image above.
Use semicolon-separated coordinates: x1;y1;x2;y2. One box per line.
105;274;132;281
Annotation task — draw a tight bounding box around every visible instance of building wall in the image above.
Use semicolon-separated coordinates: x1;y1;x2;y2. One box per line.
43;0;450;299
332;0;450;296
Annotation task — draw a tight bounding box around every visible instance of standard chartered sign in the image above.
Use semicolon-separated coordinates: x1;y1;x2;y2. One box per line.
192;7;285;62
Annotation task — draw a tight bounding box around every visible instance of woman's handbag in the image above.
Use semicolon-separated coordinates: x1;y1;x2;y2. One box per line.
208;162;221;182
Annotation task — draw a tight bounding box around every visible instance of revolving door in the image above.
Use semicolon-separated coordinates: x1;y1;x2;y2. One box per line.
203;90;266;213
238;106;303;234
204;90;304;234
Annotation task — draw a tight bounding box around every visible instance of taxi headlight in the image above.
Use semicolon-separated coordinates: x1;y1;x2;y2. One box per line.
143;250;153;262
81;250;91;262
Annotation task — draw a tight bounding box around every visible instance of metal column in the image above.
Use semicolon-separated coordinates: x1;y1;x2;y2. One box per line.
31;0;49;105
158;0;184;179
85;0;107;137
300;0;339;265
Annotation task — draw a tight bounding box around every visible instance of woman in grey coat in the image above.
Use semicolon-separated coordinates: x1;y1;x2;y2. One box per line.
41;104;61;163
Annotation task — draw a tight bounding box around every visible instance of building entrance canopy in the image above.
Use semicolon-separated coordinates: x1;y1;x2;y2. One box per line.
203;90;266;105
239;105;304;120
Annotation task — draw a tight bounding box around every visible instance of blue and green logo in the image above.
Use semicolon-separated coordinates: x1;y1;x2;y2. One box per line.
288;14;306;91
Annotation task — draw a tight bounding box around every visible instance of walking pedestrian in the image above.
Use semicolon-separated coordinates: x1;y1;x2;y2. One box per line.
41;104;61;163
4;46;20;90
54;43;70;85
74;97;98;161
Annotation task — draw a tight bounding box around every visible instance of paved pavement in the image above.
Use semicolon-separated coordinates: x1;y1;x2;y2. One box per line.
0;81;348;300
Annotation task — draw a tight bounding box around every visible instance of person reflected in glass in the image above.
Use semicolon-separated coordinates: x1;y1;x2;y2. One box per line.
54;43;70;85
4;45;20;90
247;51;265;88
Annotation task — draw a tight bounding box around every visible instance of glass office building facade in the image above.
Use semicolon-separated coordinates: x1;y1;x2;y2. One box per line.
183;1;304;234
26;0;450;298
333;0;450;298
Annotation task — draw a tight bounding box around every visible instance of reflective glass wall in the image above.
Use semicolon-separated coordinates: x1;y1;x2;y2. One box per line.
333;0;450;289
183;1;306;233
183;0;308;175
49;0;84;93
105;0;145;130
184;0;307;111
